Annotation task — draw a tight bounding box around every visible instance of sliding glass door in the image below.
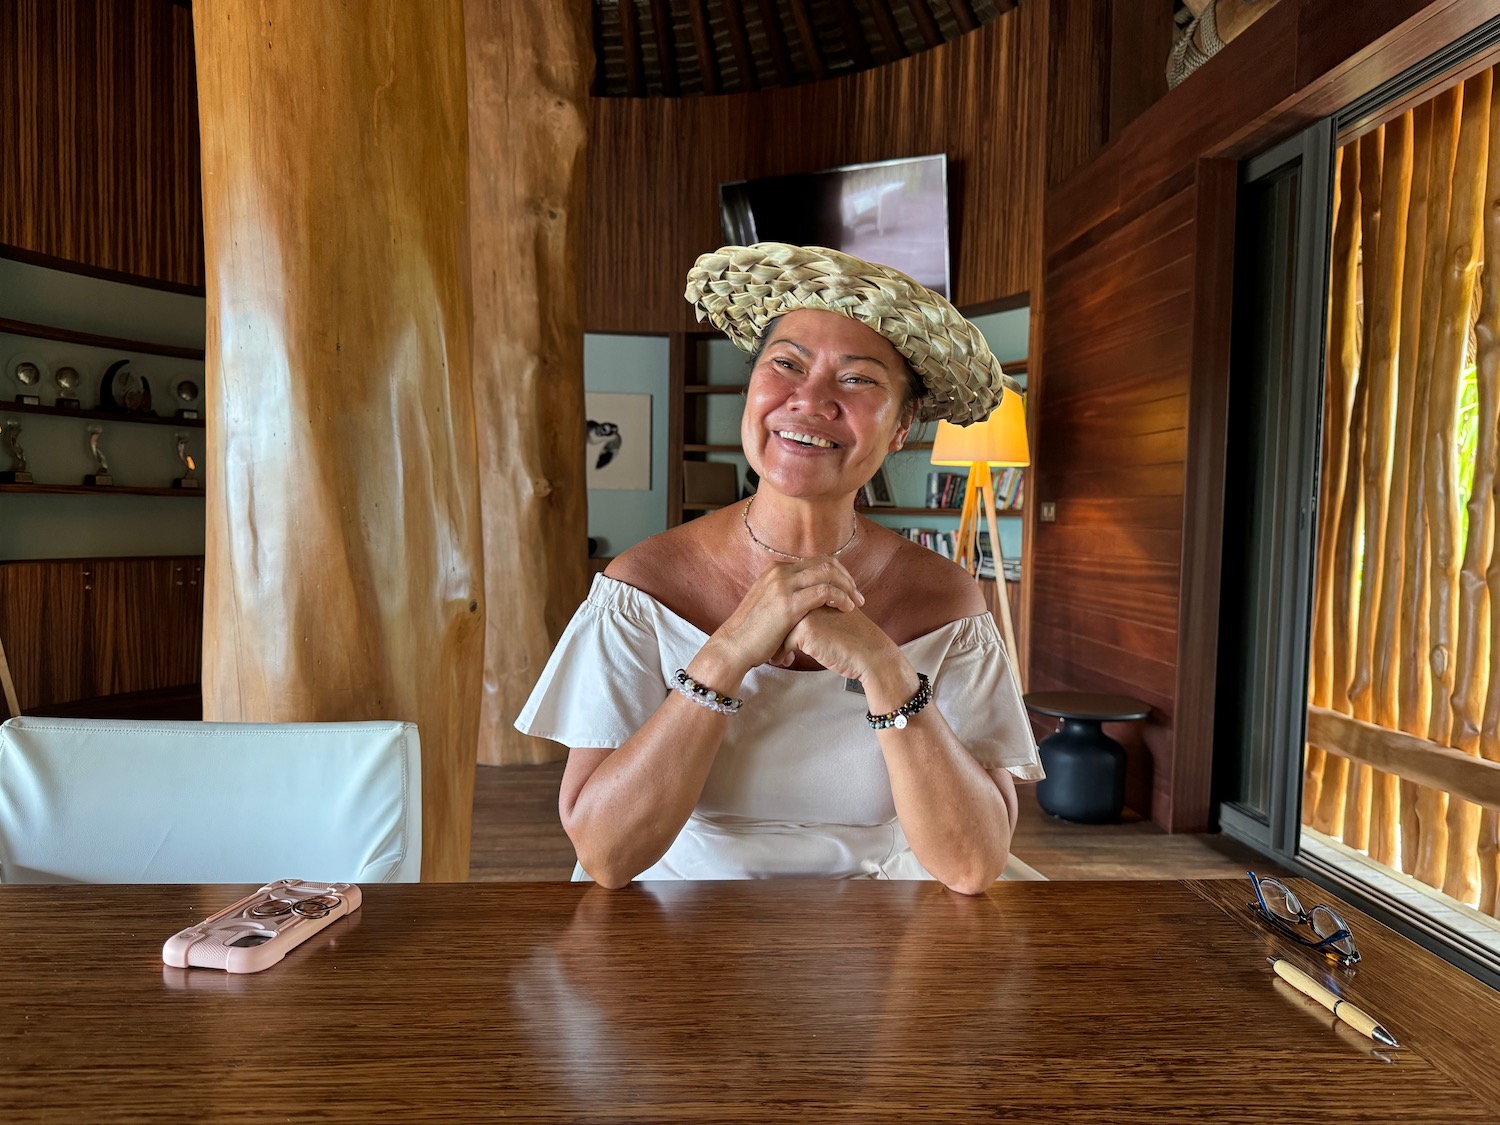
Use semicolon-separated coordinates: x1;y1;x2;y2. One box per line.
1218;22;1500;988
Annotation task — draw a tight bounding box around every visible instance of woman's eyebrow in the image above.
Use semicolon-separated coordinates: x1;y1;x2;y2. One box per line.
765;337;888;369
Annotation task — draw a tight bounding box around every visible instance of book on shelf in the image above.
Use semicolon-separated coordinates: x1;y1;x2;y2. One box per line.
899;527;955;559
925;470;966;510
974;531;1022;582
925;468;1025;513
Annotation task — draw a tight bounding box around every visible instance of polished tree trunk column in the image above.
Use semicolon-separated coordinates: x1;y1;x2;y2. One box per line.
193;1;485;879
465;0;591;766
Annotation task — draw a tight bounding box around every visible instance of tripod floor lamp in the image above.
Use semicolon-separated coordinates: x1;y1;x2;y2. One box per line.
930;389;1030;671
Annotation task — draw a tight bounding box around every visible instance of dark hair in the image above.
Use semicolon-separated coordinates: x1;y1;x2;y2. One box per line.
749;316;925;413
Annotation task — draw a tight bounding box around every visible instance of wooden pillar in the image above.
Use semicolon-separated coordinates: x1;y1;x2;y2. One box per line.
193;1;485;880
465;0;592;766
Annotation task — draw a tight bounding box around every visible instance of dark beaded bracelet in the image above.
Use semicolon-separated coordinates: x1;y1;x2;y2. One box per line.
866;672;933;730
671;668;744;715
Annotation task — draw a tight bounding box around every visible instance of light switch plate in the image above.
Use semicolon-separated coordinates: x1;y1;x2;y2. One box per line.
1039;501;1057;522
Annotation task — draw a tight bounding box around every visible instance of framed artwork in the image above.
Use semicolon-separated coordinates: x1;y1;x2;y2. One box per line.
584;392;652;490
866;464;897;507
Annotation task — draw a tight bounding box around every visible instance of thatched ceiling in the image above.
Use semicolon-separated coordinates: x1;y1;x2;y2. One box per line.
592;0;1021;97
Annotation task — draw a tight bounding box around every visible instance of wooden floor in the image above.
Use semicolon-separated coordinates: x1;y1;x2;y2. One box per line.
469;762;1273;881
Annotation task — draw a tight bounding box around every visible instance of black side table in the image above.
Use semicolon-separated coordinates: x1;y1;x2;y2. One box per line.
1024;692;1152;824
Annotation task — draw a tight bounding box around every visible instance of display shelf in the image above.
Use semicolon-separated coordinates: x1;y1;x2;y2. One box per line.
0;482;204;498
0;399;204;428
0;315;205;361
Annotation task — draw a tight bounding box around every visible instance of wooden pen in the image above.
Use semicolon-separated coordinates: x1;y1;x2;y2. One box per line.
1268;957;1400;1047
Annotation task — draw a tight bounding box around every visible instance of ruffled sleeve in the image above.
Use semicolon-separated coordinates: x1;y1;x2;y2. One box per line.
929;616;1044;782
513;579;669;749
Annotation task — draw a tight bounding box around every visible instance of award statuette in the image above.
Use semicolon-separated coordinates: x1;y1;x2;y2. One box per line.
54;365;82;409
173;432;200;489
1;418;32;484
85;424;113;487
173;377;202;420
10;358;42;406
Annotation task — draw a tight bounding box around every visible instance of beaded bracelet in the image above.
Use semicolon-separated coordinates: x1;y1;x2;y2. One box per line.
670;668;744;715
866;673;932;730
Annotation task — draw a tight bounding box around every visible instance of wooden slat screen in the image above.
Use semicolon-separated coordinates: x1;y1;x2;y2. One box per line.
1308;66;1500;917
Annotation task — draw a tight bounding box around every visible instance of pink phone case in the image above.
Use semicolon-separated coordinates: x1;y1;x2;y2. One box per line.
162;879;361;974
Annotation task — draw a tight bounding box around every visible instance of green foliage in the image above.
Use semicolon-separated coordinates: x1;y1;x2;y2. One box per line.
1456;361;1480;558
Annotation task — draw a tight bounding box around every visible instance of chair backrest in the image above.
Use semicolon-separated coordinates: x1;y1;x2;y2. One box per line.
0;717;421;883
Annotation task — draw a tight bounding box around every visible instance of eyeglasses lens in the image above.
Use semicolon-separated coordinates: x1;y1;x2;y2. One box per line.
1259;878;1303;922
1310;904;1358;958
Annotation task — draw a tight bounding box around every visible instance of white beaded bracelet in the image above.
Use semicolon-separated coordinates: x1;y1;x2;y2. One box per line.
670;668;744;715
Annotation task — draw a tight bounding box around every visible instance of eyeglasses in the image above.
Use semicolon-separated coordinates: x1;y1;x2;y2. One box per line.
1247;871;1360;966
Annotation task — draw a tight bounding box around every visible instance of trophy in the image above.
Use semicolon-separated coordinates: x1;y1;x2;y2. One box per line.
1;418;32;484
173;377;202;420
53;365;81;409
172;432;200;489
85;424;113;486
10;357;42;406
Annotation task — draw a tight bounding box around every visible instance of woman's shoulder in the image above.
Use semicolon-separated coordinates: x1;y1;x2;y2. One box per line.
866;524;988;640
603;508;739;621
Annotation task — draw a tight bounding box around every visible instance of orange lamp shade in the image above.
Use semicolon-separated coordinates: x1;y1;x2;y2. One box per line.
930;389;1030;467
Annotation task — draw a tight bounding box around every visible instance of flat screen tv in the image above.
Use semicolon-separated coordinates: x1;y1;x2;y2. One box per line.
719;153;951;297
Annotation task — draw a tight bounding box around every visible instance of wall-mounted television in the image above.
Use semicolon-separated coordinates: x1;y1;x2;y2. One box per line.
719;153;951;297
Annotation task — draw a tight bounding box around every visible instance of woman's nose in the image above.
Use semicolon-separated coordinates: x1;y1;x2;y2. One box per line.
787;374;839;417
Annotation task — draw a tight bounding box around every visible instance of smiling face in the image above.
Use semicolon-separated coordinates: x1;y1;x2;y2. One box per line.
741;309;918;503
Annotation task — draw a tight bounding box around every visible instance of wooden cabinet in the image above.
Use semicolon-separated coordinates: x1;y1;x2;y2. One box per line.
0;557;203;715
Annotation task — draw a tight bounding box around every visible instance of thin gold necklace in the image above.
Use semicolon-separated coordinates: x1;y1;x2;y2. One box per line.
742;496;858;560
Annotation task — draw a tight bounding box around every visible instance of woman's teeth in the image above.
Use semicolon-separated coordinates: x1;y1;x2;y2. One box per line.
778;430;836;448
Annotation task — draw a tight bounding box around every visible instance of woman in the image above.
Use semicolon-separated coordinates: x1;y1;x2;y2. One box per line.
516;243;1042;892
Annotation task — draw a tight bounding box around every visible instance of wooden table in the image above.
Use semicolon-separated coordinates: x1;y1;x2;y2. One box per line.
3;879;1498;1122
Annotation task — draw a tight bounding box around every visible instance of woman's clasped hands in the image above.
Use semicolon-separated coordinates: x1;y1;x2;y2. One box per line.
707;557;898;682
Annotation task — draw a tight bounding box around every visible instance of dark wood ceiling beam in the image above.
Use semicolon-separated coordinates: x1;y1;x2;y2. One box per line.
647;0;679;96
830;0;873;71
906;0;944;48
618;0;644;96
946;0;980;33
687;0;720;94
755;0;796;87
785;0;827;80
720;0;759;92
866;0;908;62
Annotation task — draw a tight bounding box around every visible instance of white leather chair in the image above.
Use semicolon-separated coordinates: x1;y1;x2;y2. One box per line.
0;717;421;883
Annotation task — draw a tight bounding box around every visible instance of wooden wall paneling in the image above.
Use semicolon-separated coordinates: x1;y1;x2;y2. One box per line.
0;557;204;713
1044;0;1110;190
585;3;1049;333
1031;176;1195;825
1037;0;1500;831
193;1;485;880
1106;0;1171;142
466;0;593;767
87;559;141;699
0;0;203;289
166;557;205;688
1171;160;1238;834
0;561;88;711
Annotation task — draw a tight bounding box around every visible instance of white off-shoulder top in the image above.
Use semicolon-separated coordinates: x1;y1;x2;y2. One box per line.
515;574;1043;881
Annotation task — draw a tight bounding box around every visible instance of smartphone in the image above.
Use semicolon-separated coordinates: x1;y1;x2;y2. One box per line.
162;879;361;974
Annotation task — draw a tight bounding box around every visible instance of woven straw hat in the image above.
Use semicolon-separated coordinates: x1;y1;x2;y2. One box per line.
684;242;1020;426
